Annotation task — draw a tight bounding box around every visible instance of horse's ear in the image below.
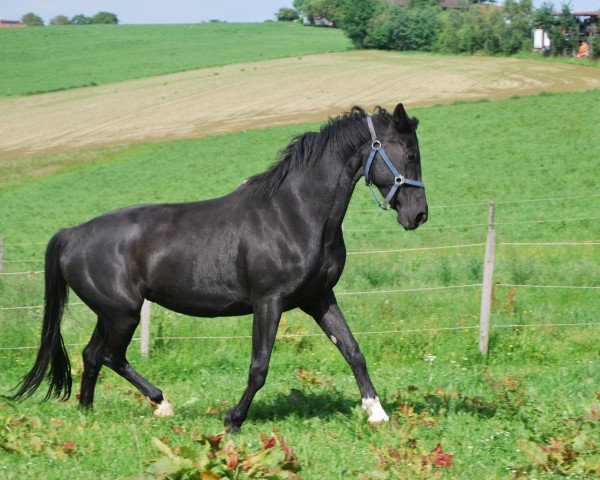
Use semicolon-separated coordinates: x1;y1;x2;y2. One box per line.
393;103;417;132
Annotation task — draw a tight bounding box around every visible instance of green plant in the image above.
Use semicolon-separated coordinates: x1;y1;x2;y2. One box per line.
0;408;83;458
145;430;301;479
514;400;600;477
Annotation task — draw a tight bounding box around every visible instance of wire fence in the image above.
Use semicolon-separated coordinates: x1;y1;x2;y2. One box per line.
3;239;599;273
2;193;599;249
1;195;598;355
1;321;598;352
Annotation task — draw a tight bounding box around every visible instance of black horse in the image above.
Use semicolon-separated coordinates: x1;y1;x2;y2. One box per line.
14;103;427;431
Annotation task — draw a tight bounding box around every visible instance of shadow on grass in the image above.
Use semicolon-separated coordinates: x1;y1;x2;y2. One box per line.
247;389;356;422
408;395;498;418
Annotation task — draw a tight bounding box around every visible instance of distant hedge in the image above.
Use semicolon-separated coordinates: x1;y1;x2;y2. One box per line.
291;0;591;57
337;0;535;55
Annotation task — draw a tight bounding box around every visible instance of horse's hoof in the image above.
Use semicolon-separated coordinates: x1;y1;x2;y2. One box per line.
224;409;242;433
362;397;389;425
151;399;175;417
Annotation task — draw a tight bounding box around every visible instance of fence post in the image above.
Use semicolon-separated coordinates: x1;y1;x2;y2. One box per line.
141;300;152;357
0;237;4;274
479;202;496;356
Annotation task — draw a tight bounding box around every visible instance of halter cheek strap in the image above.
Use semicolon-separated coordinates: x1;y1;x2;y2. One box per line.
364;116;425;210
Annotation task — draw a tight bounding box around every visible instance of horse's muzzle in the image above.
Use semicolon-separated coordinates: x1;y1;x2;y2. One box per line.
396;207;428;230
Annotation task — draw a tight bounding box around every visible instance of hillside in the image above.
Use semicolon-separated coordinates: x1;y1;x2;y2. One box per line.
0;22;351;97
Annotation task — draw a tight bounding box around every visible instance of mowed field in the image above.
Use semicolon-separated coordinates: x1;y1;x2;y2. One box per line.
2;51;600;161
1;23;599;480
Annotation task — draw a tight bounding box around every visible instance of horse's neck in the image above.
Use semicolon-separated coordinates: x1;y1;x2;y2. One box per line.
281;144;363;231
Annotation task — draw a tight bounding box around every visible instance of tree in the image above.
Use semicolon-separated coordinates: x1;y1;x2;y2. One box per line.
71;14;92;25
338;0;380;48
91;11;119;24
557;3;579;55
21;12;44;26
50;15;71;26
297;0;342;25
369;4;441;51
534;3;562;54
501;0;534;54
276;7;300;21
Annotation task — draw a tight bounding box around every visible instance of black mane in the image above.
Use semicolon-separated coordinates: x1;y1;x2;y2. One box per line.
247;106;394;197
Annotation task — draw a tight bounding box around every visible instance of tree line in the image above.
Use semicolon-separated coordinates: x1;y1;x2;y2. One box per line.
277;0;598;57
20;11;119;26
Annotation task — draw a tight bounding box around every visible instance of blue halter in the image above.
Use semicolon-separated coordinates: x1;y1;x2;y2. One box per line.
364;115;425;210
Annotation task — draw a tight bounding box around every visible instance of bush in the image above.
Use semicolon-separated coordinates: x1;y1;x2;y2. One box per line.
71;14;92;25
296;0;341;25
49;15;71;26
21;12;44;26
338;0;380;48
276;8;300;21
91;11;119;24
373;5;441;51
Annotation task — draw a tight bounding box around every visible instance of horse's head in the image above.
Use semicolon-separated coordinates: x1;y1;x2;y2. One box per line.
362;103;428;230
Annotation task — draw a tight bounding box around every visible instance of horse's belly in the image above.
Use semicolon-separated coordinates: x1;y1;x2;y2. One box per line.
150;293;253;318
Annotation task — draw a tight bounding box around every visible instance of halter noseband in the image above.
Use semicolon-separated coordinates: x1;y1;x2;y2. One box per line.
364;115;425;210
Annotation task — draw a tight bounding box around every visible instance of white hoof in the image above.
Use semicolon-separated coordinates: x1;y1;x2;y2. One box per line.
362;397;389;425
151;399;175;417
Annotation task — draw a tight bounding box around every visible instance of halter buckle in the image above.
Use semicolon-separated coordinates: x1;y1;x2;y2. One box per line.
394;174;405;185
371;140;381;150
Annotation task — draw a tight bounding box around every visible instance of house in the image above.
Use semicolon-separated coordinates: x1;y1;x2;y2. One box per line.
0;19;26;28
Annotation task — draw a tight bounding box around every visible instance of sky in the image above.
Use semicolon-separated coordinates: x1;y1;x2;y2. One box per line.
1;0;599;24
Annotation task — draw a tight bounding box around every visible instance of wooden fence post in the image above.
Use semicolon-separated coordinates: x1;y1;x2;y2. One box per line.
479;202;496;356
0;237;4;274
141;300;152;357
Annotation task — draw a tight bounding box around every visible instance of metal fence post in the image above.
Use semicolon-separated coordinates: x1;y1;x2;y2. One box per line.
479;202;496;355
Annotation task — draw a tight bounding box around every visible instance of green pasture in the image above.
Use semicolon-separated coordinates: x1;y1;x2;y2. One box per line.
1;91;599;478
0;22;350;97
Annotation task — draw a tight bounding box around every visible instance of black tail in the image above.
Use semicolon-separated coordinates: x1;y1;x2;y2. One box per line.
13;229;72;401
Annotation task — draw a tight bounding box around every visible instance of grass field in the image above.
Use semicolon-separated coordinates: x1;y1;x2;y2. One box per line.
0;23;350;97
1;90;599;478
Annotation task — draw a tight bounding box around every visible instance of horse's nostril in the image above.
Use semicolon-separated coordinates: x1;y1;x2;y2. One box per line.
415;211;427;226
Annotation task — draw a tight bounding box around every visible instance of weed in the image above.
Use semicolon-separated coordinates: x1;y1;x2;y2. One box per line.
145;430;301;479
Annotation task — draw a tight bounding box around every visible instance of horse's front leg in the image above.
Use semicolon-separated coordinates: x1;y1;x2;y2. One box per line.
301;290;389;424
225;295;283;433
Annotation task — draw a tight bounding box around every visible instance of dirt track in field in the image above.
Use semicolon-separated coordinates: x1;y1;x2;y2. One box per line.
2;51;600;159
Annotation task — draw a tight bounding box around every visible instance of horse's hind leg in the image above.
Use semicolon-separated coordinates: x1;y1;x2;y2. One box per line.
79;320;104;408
301;291;389;424
81;310;174;417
